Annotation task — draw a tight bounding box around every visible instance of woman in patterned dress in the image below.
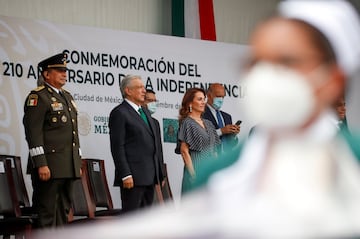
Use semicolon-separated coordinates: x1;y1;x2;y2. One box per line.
178;88;221;194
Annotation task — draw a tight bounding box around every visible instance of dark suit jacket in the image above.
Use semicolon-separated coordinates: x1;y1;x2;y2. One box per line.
109;100;163;187
23;84;81;179
203;105;237;148
153;118;165;172
203;105;232;133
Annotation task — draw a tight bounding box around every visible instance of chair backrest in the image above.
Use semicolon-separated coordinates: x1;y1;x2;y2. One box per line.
0;155;30;208
161;164;173;200
69;159;95;221
84;159;113;210
0;158;21;217
154;184;165;204
154;163;173;204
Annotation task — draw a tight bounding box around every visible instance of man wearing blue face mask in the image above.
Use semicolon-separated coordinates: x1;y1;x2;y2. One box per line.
143;89;167;200
203;83;240;150
144;89;158;115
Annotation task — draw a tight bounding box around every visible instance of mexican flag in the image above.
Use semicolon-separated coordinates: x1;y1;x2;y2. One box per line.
172;0;217;41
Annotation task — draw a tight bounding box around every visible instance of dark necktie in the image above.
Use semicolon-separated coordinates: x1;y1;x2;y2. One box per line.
216;110;224;128
59;90;65;99
138;107;149;126
59;90;68;104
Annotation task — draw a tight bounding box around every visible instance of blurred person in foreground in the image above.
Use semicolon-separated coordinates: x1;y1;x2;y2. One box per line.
33;1;360;238
193;0;360;237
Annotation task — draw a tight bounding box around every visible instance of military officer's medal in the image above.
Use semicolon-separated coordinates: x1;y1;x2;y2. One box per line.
61;115;67;123
51;102;63;111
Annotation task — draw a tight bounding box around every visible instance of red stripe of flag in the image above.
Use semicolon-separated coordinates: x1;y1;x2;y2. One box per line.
198;0;216;41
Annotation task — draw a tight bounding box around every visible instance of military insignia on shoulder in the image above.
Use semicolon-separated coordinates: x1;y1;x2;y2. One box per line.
71;100;78;111
62;88;70;94
33;85;45;92
27;94;38;106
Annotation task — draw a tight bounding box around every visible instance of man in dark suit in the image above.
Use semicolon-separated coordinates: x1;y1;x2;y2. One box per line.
143;89;173;202
23;53;82;227
143;89;164;172
203;83;240;150
109;75;164;213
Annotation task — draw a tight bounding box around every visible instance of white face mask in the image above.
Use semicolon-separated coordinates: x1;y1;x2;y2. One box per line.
147;102;157;114
242;62;320;131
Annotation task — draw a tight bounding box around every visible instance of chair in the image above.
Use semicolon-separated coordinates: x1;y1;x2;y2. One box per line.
160;163;173;201
154;163;173;204
0;158;34;238
84;158;122;216
154;184;165;203
0;155;33;215
68;159;96;222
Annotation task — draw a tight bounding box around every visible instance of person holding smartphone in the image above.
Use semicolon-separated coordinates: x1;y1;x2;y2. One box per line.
203;83;240;150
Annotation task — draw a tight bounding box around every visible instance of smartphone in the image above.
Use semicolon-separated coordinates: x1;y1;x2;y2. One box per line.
235;120;242;125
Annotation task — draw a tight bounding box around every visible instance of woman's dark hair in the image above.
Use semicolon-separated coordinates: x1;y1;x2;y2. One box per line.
179;87;206;124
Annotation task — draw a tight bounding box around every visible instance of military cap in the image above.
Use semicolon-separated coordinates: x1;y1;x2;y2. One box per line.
38;53;68;72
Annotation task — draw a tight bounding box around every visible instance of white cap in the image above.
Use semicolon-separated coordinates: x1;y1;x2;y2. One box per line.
278;0;360;77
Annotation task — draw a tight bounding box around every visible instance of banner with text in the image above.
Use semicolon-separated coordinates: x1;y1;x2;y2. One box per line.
0;15;249;204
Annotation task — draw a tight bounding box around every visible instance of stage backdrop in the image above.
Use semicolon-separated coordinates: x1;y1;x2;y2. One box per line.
0;15;250;205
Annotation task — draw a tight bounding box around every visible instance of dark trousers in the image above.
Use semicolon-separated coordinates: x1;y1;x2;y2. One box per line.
31;173;74;228
120;185;154;213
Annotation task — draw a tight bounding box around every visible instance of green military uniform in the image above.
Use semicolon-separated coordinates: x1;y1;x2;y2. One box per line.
24;85;81;178
23;53;81;227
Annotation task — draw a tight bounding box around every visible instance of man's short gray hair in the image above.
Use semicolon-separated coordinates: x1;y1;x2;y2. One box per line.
120;74;142;98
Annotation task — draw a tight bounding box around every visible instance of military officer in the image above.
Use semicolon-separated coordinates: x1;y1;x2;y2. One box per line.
23;53;81;227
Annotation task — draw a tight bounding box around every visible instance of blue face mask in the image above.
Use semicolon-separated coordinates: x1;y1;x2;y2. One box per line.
212;97;224;110
147;102;157;114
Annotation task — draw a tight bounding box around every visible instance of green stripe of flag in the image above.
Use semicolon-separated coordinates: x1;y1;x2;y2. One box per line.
172;0;185;37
